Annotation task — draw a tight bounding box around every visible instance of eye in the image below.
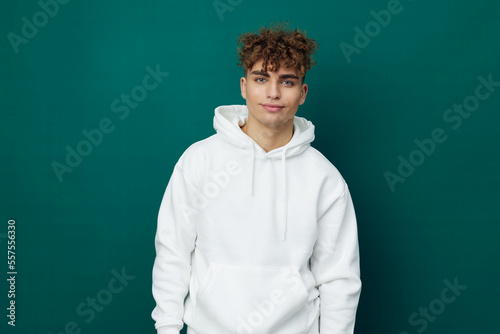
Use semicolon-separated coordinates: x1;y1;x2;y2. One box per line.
256;78;266;83
283;80;294;86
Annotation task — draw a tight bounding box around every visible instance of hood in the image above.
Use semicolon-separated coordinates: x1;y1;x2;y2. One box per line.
213;104;315;241
213;104;315;159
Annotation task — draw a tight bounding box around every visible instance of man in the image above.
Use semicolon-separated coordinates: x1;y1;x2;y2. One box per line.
152;23;361;334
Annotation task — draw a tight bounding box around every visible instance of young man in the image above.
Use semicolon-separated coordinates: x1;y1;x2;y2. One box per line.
152;24;361;334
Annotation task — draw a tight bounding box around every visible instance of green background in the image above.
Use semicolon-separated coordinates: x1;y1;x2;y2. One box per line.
1;0;499;333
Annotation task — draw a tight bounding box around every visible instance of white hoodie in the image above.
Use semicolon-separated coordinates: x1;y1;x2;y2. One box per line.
152;105;361;334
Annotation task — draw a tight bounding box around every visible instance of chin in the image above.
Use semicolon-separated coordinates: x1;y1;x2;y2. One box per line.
264;116;294;127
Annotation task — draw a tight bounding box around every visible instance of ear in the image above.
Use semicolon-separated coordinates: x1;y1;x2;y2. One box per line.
299;83;308;105
240;76;247;100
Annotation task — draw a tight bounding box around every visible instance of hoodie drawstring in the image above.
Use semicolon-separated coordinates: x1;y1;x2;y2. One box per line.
214;106;314;243
281;148;288;241
248;144;288;240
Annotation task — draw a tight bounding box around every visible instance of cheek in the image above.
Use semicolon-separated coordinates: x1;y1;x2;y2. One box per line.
246;87;260;102
287;90;303;103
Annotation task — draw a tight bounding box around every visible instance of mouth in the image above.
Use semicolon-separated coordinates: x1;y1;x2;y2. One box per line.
261;103;284;112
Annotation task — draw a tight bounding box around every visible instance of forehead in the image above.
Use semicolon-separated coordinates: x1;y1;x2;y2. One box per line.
249;59;300;76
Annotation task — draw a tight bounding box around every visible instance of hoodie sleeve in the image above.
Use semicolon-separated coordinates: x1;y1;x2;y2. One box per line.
151;153;200;333
311;181;362;334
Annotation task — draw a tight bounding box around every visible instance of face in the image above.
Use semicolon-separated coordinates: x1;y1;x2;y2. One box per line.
240;59;308;131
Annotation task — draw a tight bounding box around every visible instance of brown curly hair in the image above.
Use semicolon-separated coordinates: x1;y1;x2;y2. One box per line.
237;22;319;82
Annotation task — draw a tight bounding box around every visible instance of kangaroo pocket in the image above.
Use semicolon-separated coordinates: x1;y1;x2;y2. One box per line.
193;263;309;334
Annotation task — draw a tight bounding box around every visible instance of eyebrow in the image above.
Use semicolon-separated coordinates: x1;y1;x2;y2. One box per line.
250;70;300;80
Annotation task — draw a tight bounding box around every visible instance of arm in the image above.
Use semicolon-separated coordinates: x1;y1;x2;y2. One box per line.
311;182;362;333
152;154;200;334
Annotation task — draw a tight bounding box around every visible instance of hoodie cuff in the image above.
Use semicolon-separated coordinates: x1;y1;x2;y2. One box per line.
157;325;180;334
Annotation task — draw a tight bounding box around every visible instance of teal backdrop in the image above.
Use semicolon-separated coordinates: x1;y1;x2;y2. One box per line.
1;0;499;333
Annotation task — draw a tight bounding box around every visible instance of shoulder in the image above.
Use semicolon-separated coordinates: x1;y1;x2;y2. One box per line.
179;134;225;162
304;146;344;179
174;134;226;180
302;146;348;197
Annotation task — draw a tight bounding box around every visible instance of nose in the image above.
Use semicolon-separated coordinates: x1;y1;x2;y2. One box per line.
266;81;281;100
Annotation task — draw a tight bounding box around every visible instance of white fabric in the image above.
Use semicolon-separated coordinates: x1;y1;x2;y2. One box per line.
152;105;361;334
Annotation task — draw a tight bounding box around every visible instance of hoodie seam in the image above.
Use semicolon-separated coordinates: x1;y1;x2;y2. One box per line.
317;182;347;222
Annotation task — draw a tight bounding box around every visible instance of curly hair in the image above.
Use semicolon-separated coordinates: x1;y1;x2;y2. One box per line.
237;22;319;82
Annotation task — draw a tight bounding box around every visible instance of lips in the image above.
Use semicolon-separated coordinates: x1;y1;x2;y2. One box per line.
261;104;284;112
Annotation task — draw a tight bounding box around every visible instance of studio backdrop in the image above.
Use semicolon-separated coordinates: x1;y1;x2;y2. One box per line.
1;0;499;333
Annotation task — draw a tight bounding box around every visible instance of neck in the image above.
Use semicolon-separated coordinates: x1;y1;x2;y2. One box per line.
241;117;294;152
